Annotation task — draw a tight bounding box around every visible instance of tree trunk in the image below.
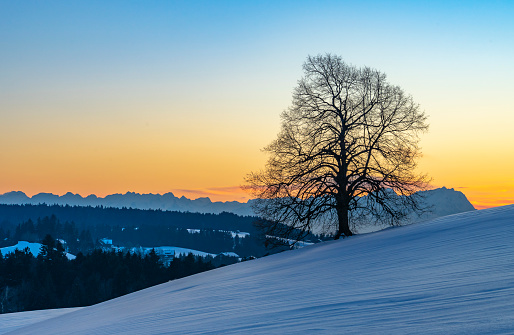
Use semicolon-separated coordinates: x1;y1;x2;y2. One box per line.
334;201;353;239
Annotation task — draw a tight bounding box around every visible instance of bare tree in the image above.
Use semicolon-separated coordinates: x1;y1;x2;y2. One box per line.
245;54;429;243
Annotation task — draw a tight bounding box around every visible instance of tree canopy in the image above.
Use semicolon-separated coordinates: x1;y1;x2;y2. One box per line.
246;54;429;242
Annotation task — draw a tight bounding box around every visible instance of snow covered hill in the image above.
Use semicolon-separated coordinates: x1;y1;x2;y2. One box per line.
2;205;513;334
0;241;76;260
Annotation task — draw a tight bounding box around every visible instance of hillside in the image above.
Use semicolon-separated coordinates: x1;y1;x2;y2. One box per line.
0;241;76;260
2;205;513;334
0;204;259;236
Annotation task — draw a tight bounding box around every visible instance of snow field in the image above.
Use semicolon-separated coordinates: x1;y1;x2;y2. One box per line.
0;241;76;260
2;205;514;334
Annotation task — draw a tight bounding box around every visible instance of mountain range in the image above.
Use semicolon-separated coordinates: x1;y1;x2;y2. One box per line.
0;187;475;224
0;191;254;216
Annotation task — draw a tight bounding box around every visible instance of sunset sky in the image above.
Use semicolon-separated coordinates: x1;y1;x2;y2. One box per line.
1;1;513;209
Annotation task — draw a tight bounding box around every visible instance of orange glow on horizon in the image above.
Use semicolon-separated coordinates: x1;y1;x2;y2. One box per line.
0;186;254;204
462;192;514;210
1;1;513;221
430;183;514;210
170;187;252;203
1;184;512;209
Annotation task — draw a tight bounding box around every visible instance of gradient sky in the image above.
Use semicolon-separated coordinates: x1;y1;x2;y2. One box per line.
1;1;513;209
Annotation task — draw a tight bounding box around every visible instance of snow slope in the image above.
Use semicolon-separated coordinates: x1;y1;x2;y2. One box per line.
0;309;81;334
3;205;514;334
0;241;42;257
0;241;76;260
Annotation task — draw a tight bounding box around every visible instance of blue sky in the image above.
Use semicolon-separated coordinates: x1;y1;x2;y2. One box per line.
1;0;513;207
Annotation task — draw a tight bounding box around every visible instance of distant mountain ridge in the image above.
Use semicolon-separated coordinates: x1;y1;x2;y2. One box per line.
0;187;475;221
0;191;255;216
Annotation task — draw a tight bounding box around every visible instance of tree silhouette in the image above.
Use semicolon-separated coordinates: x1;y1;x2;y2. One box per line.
246;54;429;242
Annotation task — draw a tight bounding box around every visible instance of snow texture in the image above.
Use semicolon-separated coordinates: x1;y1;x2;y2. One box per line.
2;205;513;334
0;309;81;334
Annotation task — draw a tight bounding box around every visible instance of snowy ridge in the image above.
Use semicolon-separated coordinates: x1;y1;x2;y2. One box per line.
3;205;514;334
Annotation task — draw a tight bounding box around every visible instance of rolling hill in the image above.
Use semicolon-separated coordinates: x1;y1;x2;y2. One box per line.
2;204;513;334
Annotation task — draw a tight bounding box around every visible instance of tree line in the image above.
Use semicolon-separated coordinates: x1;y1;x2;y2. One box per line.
2;212;326;258
1;214;276;258
0;203;259;234
0;235;214;314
